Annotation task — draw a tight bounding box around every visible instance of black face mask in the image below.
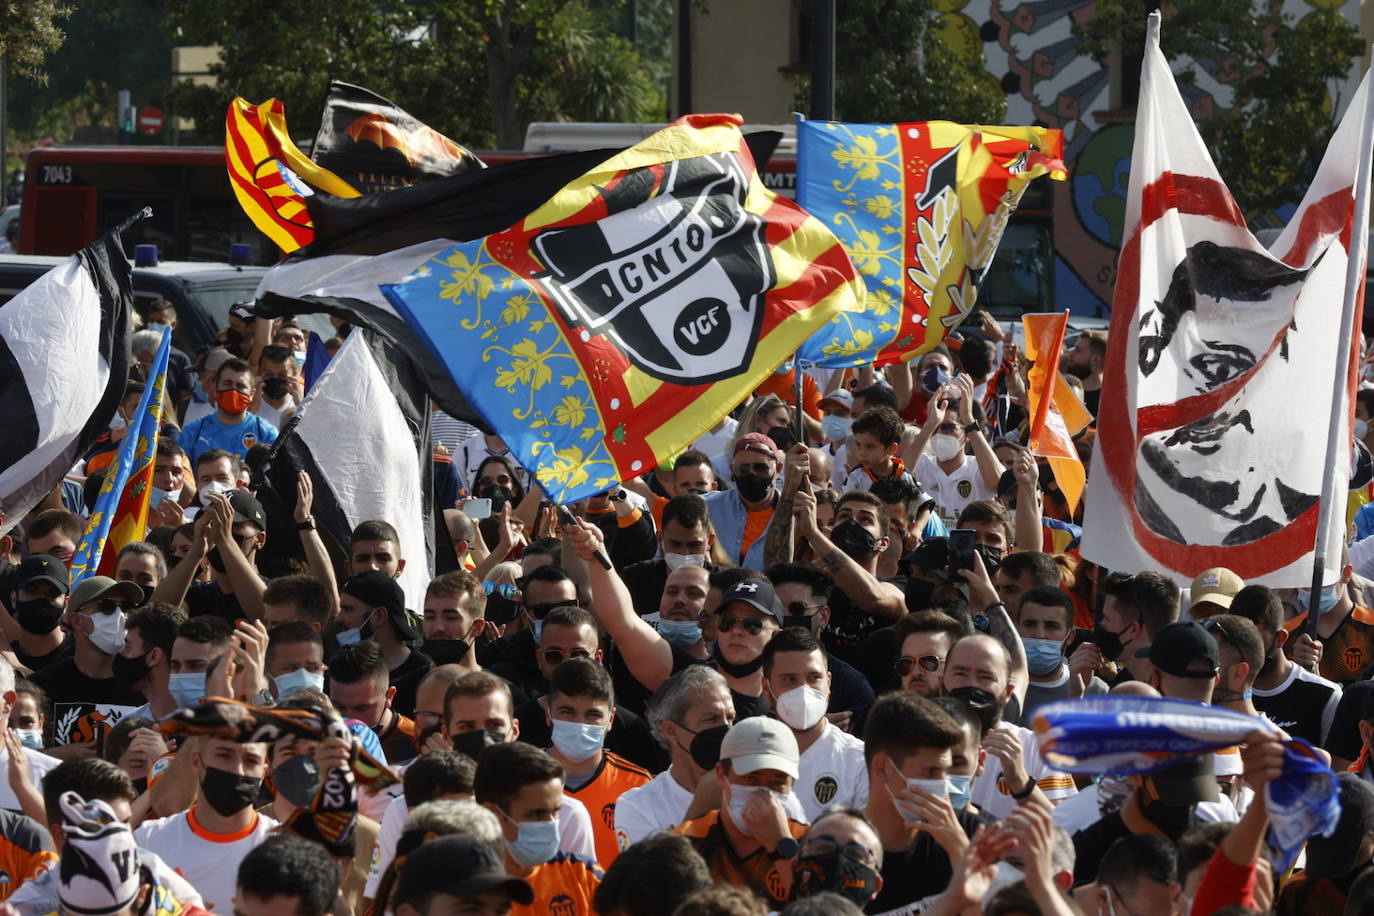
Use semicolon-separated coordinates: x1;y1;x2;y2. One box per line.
485;594;519;626
450;728;504;761
1090;622;1130;662
421;638;471;666
14;597;63;635
131;777;148;797
688;724;731;771
206;548;226;574
272;754;320;809
793;851;881;907
947;685;1001;731
1143;798;1195;841
223;328;245;355
830;520;879;560
973;543;1003;576
262;377;289;400
733;472;773;503
112;651;150;689
904;578;937;614
782;615;817;633
200;765;262;816
481;485;515;512
710;641;764;678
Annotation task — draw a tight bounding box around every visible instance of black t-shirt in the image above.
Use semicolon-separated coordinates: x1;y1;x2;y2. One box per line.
1325;679;1374;762
513;698;667;773
829;653;876;716
824;580;905;667
483;629;542;705
1253;668;1341;747
185;580;246;624
867;809;993;915
12;634;72;673
1083;386;1101;417
1070;811;1130;886
389;649;433;720
28;657;144;749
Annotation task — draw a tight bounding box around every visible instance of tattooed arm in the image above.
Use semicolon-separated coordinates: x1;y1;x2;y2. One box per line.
795;487;906;622
764;444;811;569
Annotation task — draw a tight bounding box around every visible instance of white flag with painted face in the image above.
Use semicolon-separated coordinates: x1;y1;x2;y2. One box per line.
1082;12;1371;586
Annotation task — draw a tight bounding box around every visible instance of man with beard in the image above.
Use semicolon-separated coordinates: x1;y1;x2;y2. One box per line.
1231;584;1341;745
941;633;1075;818
1061;330;1106;416
765;563;874;719
704;434;788;568
619;493;723;617
6;554;72;672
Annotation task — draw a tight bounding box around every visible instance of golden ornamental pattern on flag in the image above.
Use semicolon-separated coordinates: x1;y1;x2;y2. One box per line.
381;114;864;504
224;98;360;254
795;118;1066;367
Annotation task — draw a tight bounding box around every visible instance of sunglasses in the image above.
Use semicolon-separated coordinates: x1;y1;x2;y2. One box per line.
716;613;769;635
799;837;877;867
483;582;517;599
895;655;942;677
479;474;512;486
1200;616;1239;652
523;601;568;619
541;647;592;667
786;601;823;616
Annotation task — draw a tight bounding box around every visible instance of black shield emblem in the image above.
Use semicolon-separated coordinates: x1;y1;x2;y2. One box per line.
532;151;773;385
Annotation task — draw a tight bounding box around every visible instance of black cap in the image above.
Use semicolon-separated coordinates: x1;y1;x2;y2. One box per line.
229;302;256;321
394;834;533;907
342;571;419;641
1144;754;1219;805
14;554;69;595
1305;773;1374;878
225;489;267;531
900;537;952;581
719;578;785;626
1135;621;1219;679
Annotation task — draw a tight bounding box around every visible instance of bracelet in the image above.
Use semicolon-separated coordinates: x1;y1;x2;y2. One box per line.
963;421;982;435
985;601;1006;613
297;517;315;531
1011;776;1037;800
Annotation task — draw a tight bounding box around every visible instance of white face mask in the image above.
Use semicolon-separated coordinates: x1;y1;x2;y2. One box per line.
1358;418;1369;440
774;684;828;731
724;785;788;837
199;480;233;507
929;433;963;462
151;486;182;507
89;609;127;656
663;552;708;571
890;775;949;823
109;413;127;432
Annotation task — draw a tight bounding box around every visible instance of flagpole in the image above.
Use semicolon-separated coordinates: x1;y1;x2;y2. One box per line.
1308;64;1374;640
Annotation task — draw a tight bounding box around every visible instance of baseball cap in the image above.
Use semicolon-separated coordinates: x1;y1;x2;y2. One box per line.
69;576;144;612
56;791;142;916
900;537;952;582
817;389;854;412
1189;567;1244;613
720;716;800;779
14;554;69;595
230;302;256;322
193;347;232;374
342;572;420;641
1145;755;1220;805
225;489;268;531
1134;621;1220;678
394;834;533;908
1307;773;1374;878
733;432;781;463
719;578;785;626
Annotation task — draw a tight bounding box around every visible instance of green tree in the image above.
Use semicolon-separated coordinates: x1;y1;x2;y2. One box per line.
1075;1;1362;216
831;0;1007;124
0;0;68;82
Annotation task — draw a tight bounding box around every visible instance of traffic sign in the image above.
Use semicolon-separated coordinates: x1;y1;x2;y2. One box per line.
138;107;164;136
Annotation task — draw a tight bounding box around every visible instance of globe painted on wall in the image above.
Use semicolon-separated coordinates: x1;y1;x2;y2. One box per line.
1071;124;1133;247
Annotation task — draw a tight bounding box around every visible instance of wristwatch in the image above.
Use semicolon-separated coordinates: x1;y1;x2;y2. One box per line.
297;517;316;531
963;421;982;435
771;837;799;859
1011;775;1037;800
611;489;627;502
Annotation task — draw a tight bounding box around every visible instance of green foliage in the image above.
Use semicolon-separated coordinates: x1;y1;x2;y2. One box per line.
832;0;1007;125
1076;1;1363;217
523;3;665;125
0;0;68;82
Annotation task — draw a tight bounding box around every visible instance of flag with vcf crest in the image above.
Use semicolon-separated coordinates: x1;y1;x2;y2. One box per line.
381;114;863;504
794;117;1066;367
71;326;171;583
1082;12;1371;586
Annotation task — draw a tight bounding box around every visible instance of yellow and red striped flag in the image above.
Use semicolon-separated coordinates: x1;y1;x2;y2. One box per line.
225;98;360;254
1022;312;1092;513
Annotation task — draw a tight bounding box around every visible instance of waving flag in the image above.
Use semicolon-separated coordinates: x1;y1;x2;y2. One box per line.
225;98;361;254
1022;312;1090;513
1082;12;1372;585
72;327;171;582
311;80;485;194
795;118;1066;367
381;114;862;504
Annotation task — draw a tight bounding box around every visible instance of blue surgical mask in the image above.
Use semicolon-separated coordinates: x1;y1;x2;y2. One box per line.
13;729;42;751
150;486;181;507
821;414;852;443
274;668;324;700
191;377;208;402
336;625;363;647
1299;585;1342;616
293;349;308;367
1022;637;1064;677
168;672;206;708
550;720;607;763
530;618;544;644
946;774;972;811
657;619;703;647
498;809;561;867
145;322;169;335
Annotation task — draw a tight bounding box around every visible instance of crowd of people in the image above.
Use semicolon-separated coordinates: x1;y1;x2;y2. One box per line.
0;302;1370;916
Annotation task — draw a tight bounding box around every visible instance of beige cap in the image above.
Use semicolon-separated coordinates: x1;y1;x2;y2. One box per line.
1189;567;1244;612
720;717;799;779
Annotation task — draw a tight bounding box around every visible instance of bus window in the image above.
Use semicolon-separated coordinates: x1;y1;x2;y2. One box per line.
979;221;1053;319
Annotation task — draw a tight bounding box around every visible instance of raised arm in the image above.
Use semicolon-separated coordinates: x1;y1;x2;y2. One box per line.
958;550;1029;707
294;471;338;617
954;373;1005;491
151;509;212;609
795;487;906;621
205;491;267;621
564;518;676;691
763;444;811;569
1011;450;1043;552
902;384;950;469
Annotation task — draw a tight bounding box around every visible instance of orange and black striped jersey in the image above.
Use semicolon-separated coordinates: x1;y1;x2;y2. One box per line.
0;809;55;901
1284;605;1374;684
511;852;602;916
561;751;651;867
676;810;808;908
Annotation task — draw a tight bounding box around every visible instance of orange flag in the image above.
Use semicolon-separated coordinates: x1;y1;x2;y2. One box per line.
1022;313;1092;513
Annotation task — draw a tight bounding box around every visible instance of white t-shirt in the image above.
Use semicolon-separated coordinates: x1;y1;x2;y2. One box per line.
613;766;695;849
255;397;296;429
135;807;279;912
1052;782;1239;835
9;848;202;916
913;454;993;525
969;722;1076;820
0;747;58;813
796;722;870;822
365;794;409;900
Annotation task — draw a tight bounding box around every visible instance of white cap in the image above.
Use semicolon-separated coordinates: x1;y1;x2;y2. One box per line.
720;716;799;779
